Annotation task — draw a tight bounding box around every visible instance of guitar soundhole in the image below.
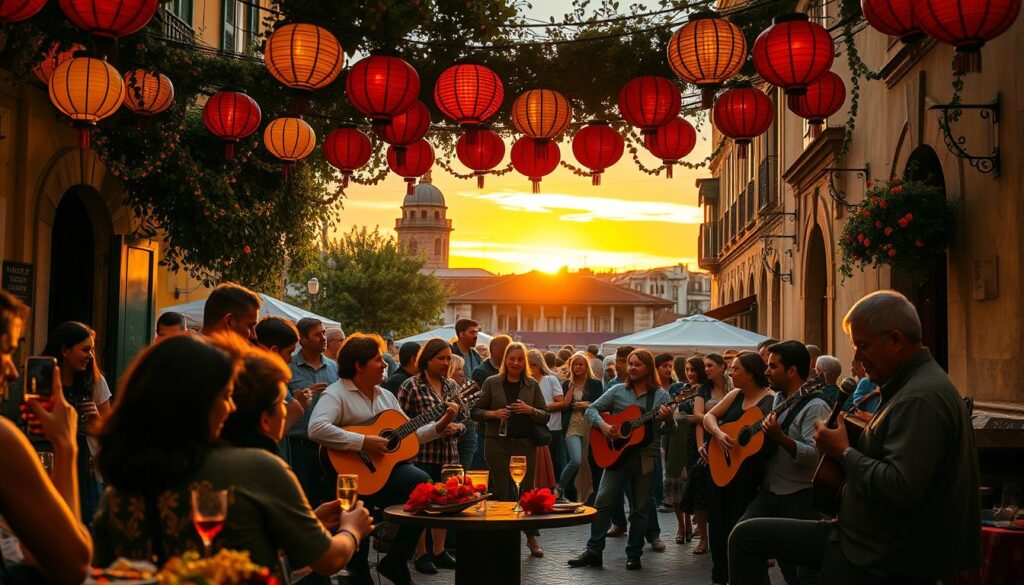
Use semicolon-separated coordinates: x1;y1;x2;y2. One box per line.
381;430;400;452
737;428;751;447
620;422;633;437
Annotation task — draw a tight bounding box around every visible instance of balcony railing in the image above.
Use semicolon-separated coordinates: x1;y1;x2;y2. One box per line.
158;8;195;45
746;180;756;226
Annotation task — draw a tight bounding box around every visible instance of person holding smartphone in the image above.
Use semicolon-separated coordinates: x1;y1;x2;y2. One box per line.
0;290;92;584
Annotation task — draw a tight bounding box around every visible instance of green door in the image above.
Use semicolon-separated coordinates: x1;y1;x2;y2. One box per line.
106;237;156;384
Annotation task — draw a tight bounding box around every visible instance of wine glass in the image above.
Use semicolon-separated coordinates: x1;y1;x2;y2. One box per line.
466;470;490;512
335;475;359;578
509;456;527;512
441;464;464;483
191;486;228;558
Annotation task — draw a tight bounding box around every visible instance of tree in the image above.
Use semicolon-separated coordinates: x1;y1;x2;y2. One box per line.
301;227;449;337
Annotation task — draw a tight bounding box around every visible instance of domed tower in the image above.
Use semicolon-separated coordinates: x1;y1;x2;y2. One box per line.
395;172;452;269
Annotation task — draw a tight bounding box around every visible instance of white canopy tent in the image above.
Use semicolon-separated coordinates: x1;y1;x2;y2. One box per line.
601;314;768;355
159;294;341;329
397;325;493;346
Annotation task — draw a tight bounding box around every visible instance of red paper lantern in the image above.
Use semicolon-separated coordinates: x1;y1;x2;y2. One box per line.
0;0;47;22
643;117;697;179
387;139;434;195
376;100;430;167
915;0;1021;72
510;136;560;194
862;0;923;42
572;122;624;186
713;86;774;159
33;42;86;84
434;63;504;127
456;128;505;188
346;54;420;126
323;127;373;188
787;71;846;135
617;76;681;136
752;13;834;96
58;0;159;39
203;89;261;159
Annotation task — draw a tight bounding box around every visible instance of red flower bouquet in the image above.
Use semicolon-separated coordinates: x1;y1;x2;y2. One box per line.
404;475;486;513
518;488;557;515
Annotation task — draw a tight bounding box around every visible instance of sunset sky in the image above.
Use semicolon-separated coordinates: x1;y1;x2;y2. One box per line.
334;2;711;275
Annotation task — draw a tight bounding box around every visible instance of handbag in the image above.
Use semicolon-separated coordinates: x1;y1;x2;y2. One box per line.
531;420;552;446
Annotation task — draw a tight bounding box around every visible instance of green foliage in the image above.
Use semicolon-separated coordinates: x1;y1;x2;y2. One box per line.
838;178;958;281
297;227;449;337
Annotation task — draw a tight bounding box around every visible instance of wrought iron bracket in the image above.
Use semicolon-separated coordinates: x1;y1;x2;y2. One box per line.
760;210;797;222
929;94;1000;177
822;165;869;212
760;235;795;284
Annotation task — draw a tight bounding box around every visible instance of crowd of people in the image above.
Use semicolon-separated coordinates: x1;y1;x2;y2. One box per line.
0;283;982;585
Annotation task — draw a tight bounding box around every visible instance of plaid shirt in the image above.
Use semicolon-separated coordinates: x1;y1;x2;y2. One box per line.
396;374;463;465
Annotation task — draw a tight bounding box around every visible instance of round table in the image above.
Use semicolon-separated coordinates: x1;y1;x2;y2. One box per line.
385;501;596;585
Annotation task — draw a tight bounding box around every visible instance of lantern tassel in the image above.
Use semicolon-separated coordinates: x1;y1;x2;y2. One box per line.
701;87;716;109
74;127;90;150
477;174;485;189
225;142;235;160
665;162;674;180
955;49;981;74
736;142;749;160
342;173;350;188
407;179;415;195
532;178;541;194
592;172;601;186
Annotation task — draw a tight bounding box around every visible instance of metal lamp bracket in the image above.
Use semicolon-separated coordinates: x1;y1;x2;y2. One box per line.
822;165;869;215
929;94;1000;177
761;235;796;284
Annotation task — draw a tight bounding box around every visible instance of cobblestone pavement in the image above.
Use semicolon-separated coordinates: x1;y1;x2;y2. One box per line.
371;509;727;585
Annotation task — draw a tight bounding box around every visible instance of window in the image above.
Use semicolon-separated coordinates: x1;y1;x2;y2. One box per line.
434;211;440;220
547;317;560;331
434;238;441;256
420;210;426;219
169;0;193;22
223;0;259;55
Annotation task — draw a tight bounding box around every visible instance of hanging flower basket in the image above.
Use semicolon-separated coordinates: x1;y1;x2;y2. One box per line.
838;177;958;281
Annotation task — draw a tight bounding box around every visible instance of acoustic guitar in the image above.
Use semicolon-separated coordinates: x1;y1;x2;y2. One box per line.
590;387;700;469
707;376;826;487
811;384;869;517
321;380;481;496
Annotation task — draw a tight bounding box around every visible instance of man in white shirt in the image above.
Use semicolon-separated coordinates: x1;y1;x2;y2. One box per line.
308;333;457;585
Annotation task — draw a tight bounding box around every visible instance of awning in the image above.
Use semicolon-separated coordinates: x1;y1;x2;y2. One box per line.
704;295;757;321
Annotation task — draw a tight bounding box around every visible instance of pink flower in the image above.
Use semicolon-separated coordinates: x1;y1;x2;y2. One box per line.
888;248;897;257
879;200;889;209
891;186;902;193
243;245;251;254
857;233;865;242
904;213;913;221
884;227;894;236
874;220;883;229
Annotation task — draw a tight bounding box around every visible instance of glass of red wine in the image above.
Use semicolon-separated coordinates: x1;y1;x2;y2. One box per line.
191;485;228;558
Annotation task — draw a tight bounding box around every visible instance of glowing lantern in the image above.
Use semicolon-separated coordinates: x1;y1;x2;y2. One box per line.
712;85;774;159
511;88;572;144
787;71;845;137
572;122;624;186
202;89;261;159
264;117;316;179
617;76;681;135
510;136;560;194
323;127;373;188
122;68;174;116
345;53;420;126
861;0;923;42
264;23;343;90
387;139;434;195
434;63;504;127
33;42;86;84
915;0;1022;72
376;100;430;166
1;0;47;22
752;13;835;96
58;0;159;39
667;12;747;108
644;117;697;179
456;128;505;188
47;55;124;149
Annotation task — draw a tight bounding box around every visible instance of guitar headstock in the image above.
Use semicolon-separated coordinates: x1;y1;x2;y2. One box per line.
800;374;828;397
457;381;482;406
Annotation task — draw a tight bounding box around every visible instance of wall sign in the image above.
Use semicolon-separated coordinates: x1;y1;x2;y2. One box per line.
2;261;34;306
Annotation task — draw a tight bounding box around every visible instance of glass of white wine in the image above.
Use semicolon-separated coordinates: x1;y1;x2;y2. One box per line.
334;475;359;578
509;456;527;512
466;470;490;513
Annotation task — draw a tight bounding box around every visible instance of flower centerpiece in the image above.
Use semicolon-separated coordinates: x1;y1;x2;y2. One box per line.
157;549;278;585
838;177;957;280
404;475;487;513
518;488;557;515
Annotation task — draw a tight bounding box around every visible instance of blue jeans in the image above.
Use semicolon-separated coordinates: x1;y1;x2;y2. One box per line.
586;454;654;559
471;423;488;470
458;423;478;470
558;434;583;492
548;428;565;478
611;473;661;539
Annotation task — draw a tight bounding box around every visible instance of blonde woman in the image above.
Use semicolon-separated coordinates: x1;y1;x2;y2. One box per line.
470;342;548;557
527;349;564;490
557;352;605;501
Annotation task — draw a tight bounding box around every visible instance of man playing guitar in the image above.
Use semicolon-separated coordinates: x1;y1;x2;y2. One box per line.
737;340;830;585
308;333;458;585
728;291;981;584
568;349;675;571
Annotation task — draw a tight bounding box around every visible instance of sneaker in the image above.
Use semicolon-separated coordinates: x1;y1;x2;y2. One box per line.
648;537;666;552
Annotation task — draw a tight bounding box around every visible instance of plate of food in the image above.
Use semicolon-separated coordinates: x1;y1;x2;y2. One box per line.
422;492;491;515
88;558;158;584
550;502;585;514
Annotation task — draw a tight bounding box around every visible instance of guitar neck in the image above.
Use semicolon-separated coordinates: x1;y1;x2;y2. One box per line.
748;377;825;435
394;382;478;438
628;389;695;426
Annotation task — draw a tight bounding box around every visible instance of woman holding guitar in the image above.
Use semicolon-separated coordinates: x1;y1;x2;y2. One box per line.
685;353;731;555
702;351;775;585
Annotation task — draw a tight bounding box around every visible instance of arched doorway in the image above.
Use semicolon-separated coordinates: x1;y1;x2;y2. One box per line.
747;272;757;333
48;189;99;331
895;145;948;370
759;269;768;334
804;225;828;351
771;262;782;338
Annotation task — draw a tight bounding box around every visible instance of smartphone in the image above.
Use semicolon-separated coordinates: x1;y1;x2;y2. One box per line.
24;357;57;402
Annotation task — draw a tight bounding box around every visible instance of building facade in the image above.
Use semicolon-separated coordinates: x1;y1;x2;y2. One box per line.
698;0;1024;410
394;173;452;269
605;264;712;316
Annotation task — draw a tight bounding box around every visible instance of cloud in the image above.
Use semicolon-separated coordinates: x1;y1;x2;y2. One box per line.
455;190;703;225
449;240;697;273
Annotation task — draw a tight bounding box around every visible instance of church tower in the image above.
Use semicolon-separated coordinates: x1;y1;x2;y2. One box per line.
394;172;452;269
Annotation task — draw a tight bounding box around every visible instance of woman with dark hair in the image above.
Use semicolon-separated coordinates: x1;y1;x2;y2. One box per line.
92;334;370;578
396;337;465;574
41;321;110;524
689;352;731;555
664;356;707;544
702;351;775;585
